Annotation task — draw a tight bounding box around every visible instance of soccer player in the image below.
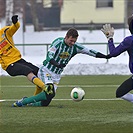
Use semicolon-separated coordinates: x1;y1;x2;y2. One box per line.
0;15;52;96
101;14;133;103
13;27;109;107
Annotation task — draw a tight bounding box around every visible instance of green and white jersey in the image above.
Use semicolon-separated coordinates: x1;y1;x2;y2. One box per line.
43;37;98;74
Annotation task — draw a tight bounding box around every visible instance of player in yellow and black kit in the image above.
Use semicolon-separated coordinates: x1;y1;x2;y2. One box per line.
0;15;53;99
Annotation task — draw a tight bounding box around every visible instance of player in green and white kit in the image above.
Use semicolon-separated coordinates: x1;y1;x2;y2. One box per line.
13;28;108;107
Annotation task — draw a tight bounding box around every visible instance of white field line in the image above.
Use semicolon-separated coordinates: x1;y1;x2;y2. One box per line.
0;100;6;102
0;98;122;102
0;85;119;88
0;84;120;102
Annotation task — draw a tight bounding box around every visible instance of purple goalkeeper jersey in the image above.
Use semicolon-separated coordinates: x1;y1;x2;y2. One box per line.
108;35;133;73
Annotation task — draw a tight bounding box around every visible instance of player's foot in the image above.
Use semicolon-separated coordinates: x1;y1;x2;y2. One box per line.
12;97;27;107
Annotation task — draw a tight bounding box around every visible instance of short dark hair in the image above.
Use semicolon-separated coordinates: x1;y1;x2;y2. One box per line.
128;15;133;34
66;28;79;38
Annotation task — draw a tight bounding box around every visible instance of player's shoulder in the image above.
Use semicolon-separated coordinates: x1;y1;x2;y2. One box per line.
124;35;133;41
52;37;64;45
120;35;133;47
73;41;79;46
123;35;133;44
74;42;84;48
53;37;64;42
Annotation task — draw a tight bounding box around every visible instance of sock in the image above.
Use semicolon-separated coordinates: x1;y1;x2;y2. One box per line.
32;76;46;90
30;101;42;106
22;92;47;105
34;86;42;95
121;93;133;103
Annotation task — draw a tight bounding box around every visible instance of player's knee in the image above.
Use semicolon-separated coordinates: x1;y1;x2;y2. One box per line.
46;83;54;88
116;89;122;98
46;83;55;95
116;93;120;98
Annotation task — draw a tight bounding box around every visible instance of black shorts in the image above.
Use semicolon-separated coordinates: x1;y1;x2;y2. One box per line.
6;59;39;76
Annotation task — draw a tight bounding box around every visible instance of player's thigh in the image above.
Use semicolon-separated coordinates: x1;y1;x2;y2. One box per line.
52;74;61;91
6;62;33;76
21;59;39;75
38;66;53;84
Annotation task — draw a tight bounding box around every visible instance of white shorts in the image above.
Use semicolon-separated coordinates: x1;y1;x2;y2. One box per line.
37;65;61;91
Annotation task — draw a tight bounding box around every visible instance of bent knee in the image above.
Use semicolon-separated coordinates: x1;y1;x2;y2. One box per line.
116;90;124;98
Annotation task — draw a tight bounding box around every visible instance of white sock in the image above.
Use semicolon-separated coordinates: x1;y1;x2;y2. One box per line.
121;93;133;103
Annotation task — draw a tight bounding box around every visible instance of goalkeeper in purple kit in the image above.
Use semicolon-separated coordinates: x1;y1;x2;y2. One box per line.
101;15;133;103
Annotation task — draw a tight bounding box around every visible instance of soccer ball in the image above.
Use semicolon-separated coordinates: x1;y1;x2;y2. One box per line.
70;87;85;102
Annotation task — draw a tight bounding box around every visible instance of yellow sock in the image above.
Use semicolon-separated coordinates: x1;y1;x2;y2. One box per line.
34;86;42;95
32;77;45;89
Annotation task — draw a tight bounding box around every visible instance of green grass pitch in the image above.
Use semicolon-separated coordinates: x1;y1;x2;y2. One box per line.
0;75;133;133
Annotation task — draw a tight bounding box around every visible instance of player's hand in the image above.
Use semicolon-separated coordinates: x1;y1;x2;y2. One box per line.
106;54;111;59
58;64;66;69
11;15;18;24
101;24;114;40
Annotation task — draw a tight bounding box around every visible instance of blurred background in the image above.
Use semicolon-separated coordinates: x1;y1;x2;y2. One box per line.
0;0;133;75
0;0;133;31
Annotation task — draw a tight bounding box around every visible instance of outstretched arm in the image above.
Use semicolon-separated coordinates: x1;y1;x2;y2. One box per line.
96;52;109;59
101;24;130;57
89;49;109;59
7;15;20;37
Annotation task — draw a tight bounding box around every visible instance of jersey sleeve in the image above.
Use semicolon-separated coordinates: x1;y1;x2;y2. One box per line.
47;46;57;61
6;22;20;37
46;38;61;61
108;37;132;57
75;43;98;57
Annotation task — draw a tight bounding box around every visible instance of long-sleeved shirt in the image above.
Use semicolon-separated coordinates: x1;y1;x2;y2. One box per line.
43;37;105;74
108;35;133;73
0;22;21;70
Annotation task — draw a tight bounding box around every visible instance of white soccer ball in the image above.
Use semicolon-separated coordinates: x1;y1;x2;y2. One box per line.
70;87;85;102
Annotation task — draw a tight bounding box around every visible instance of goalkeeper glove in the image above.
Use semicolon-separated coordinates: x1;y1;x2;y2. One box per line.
101;24;114;40
12;15;18;24
96;52;111;59
106;54;111;59
96;52;107;58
